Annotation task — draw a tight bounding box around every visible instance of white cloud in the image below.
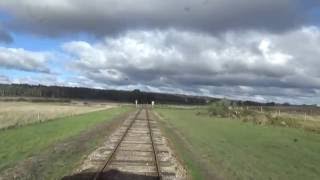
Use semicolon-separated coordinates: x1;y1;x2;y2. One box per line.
58;26;320;104
1;26;320;104
63;28;316;86
0;47;51;72
259;39;292;65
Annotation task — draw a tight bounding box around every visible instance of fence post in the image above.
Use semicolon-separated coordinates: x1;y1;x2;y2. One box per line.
304;112;307;121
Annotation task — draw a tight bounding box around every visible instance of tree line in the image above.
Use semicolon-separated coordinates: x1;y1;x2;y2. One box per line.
0;84;209;104
0;83;302;106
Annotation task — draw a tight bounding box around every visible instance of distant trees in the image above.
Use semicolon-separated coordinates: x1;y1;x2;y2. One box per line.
0;84;207;105
0;84;299;106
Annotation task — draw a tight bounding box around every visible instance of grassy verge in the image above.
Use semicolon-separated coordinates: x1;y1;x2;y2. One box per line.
153;112;205;180
156;108;320;180
0;106;132;173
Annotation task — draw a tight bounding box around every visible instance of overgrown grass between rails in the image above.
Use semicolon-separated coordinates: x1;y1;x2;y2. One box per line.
156;108;320;180
0;107;133;172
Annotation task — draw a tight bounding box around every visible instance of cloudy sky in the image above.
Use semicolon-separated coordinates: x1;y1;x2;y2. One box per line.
0;0;320;104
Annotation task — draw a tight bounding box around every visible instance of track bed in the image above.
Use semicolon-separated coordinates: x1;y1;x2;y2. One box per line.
67;107;186;180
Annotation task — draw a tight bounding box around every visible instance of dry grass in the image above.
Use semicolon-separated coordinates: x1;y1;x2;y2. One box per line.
271;112;320;133
0;101;116;130
232;108;320;133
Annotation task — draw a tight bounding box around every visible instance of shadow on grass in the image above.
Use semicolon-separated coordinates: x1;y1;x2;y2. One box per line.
61;169;159;180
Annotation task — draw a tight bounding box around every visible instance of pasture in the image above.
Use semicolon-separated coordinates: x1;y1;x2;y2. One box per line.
155;107;320;180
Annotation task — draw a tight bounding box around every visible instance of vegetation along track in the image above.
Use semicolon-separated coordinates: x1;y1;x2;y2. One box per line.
67;107;186;180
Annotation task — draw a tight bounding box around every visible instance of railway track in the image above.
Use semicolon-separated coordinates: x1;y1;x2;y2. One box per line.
74;106;186;180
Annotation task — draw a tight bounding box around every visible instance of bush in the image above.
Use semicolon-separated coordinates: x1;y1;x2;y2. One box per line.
240;111;269;125
207;99;231;117
267;116;302;128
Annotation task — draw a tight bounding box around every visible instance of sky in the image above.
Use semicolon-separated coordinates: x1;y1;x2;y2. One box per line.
0;0;320;104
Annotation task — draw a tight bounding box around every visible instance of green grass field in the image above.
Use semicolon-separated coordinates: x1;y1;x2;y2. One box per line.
155;108;320;180
0;106;132;174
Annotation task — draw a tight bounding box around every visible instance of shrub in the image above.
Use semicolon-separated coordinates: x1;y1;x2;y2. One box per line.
207;99;231;117
240;111;269;125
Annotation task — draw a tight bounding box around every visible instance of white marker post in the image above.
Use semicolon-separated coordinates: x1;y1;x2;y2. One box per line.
151;101;155;108
135;100;138;108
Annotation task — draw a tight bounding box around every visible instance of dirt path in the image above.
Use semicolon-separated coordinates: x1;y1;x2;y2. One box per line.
63;108;186;180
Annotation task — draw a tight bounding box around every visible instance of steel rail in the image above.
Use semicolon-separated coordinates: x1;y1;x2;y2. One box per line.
92;108;142;180
146;107;161;180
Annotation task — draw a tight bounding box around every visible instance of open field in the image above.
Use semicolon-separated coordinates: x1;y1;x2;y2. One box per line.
0;101;116;130
0;106;133;178
155;107;320;180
